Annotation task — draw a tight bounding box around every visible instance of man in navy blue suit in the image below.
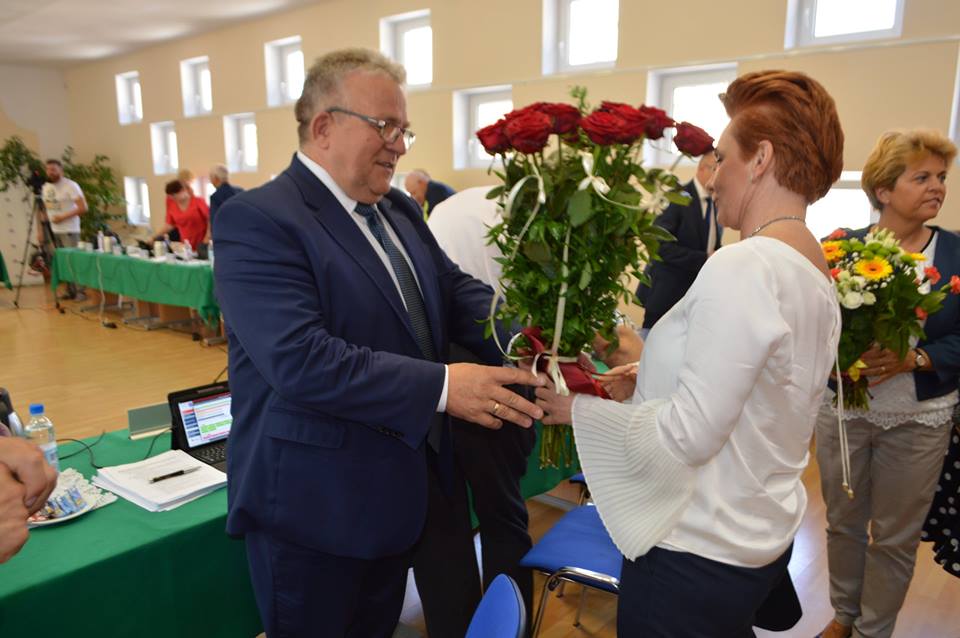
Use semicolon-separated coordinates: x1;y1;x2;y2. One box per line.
213;48;544;638
636;152;720;332
207;164;242;233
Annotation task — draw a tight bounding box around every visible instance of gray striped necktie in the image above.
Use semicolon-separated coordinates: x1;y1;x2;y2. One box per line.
355;203;442;451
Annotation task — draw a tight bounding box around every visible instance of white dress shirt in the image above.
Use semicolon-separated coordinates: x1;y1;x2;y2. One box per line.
572;237;841;567
296;151;449;411
426;186;503;290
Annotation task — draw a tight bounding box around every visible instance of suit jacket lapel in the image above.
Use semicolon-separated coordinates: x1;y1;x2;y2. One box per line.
285;156;420;346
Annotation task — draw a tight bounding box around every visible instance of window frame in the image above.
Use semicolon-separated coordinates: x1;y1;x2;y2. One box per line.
223;113;259;173
452;86;513;170
786;0;905;49
380;10;433;88
264;36;304;107
950;48;960;164
180;56;213;117
645;64;737;167
114;71;143;125
150;121;178;176
543;0;619;75
123;177;151;226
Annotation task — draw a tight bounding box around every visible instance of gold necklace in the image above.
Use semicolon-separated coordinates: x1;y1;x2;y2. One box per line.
748;215;805;238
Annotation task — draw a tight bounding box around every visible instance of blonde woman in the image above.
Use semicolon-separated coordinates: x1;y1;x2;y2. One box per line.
818;129;959;638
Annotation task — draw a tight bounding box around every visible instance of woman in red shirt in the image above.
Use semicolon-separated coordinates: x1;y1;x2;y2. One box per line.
154;179;209;249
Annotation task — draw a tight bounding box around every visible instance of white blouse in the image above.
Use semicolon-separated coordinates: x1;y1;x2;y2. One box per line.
572;237;841;568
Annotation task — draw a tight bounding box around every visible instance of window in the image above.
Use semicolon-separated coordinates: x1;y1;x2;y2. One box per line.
380;10;433;87
646;65;736;166
150;121;178;175
189;177;217;204
543;0;619;74
180;56;213;117
114;71;142;125
224;113;258;173
265;36;305;106
786;0;904;48
124;177;150;226
453;86;513;170
805;172;877;240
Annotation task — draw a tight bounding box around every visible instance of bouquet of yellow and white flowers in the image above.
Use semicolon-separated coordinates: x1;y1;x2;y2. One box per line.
824;227;960;409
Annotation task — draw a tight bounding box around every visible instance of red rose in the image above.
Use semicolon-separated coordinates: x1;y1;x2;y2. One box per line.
637;105;675;140
476;119;511;155
673;122;715;157
924;266;942;285
950;275;960;294
830;267;841;280
580;111;626;146
598;101;645;142
827;228;847;240
534;103;582;135
503;110;553;154
916;307;928;320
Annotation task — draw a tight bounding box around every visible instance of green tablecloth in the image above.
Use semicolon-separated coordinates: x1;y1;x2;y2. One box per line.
0;431;261;638
50;249;219;323
0;249;10;289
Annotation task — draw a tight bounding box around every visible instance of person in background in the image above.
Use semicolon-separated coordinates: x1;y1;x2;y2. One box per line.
208;164;243;233
41;158;87;299
0;437;58;563
816;129;959;638
152;180;209;250
213;48;544;637
404;169;455;218
163;169;196;243
535;70;844;636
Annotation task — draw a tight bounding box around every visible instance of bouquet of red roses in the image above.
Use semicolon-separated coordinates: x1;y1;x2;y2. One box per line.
478;87;713;467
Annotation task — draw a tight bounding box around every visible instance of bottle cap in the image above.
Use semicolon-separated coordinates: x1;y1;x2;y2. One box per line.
29;403;44;415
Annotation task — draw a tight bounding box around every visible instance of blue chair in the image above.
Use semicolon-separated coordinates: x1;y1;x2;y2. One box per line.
520;504;621;636
465;573;526;638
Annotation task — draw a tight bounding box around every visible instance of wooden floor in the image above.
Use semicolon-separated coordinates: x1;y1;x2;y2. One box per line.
3;284;958;637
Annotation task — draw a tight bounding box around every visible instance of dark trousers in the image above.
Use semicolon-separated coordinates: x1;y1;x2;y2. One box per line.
455;417;536;615
412;451;482;638
245;530;410;638
617;544;795;638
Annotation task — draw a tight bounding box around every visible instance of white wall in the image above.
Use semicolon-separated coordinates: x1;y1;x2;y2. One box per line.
0;64;72;157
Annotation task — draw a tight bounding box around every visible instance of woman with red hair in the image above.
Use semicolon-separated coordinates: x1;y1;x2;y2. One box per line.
535;70;844;636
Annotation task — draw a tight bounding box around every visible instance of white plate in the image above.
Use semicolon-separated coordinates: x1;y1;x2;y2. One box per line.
27;500;95;528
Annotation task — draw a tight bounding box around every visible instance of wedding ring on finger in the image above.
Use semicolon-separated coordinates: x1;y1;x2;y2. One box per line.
491;401;501;416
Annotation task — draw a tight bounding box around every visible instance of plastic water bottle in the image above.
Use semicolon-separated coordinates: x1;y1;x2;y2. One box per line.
96;230;105;252
25;404;59;472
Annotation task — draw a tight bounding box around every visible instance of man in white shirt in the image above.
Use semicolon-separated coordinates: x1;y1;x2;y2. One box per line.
41;159;86;298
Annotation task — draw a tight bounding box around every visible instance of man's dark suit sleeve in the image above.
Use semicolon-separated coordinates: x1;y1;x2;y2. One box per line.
214;198;444;448
654;201;708;274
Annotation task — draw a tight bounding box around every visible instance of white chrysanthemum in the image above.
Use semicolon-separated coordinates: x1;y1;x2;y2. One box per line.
841;291;864;310
862;291;877;305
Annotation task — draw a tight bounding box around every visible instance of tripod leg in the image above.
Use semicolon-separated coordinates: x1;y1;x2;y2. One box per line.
12;197;41;308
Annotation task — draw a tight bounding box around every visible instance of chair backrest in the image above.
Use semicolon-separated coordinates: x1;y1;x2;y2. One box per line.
465;574;526;638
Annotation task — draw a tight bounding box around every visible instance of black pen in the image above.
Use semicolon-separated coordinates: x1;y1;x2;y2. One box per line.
149;466;201;483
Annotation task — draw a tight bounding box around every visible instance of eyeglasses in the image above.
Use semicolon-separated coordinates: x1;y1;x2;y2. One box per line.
326;107;416;150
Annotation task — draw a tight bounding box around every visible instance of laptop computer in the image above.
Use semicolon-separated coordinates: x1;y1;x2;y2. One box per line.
167;382;232;472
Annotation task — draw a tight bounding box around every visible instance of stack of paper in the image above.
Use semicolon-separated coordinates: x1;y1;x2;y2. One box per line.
93;450;227;512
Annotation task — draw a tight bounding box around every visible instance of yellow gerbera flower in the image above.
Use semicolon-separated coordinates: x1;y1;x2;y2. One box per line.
822;241;846;262
854;257;893;281
910;252;926;262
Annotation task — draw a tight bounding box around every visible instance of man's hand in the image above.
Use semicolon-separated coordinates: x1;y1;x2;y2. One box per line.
534;373;575;425
0;438;57;513
447;364;545;429
0;464;29;563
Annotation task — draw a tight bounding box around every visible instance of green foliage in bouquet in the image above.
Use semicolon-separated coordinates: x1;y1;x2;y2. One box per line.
477;87;715;466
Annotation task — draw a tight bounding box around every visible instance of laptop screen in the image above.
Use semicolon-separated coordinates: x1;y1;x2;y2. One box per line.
176;391;232;449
